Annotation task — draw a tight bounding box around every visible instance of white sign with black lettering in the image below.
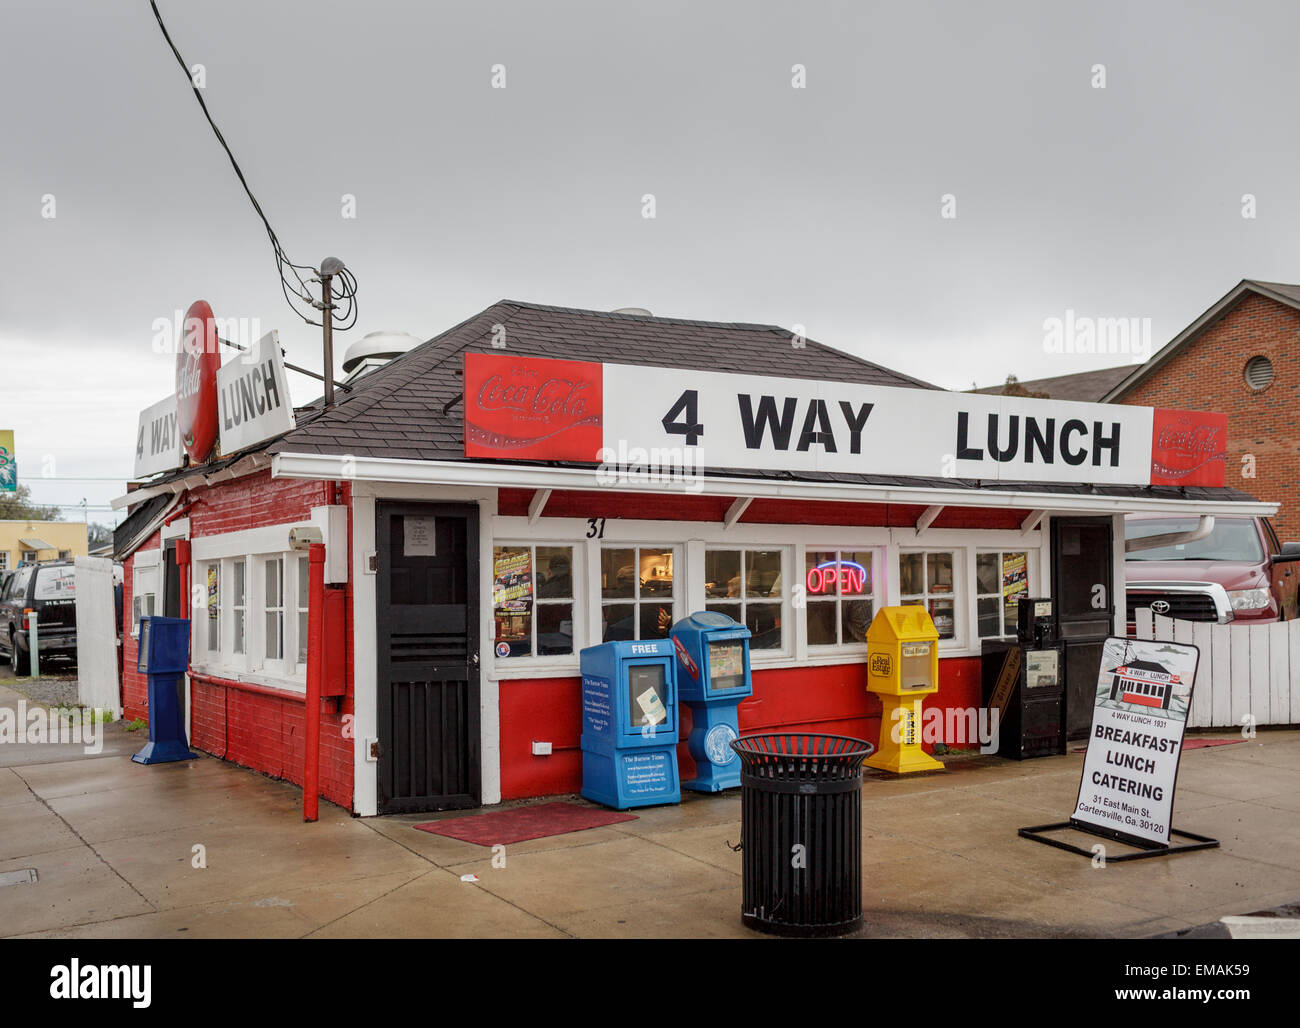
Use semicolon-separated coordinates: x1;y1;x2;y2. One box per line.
601;364;1154;484
1071;637;1200;846
134;394;182;478
404;516;436;556
217;330;296;453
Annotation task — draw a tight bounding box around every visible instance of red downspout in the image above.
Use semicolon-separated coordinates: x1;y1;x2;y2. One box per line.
304;542;326;822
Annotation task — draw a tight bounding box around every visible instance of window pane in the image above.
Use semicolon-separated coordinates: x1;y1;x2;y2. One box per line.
495;610;532;658
843;552;872;597
639;549;674;597
705;550;741;599
233;560;246;605
535;546;573;599
602;603;635;641
745;602;782;649
234;610;245;654
1002;552;1028;625
265;558;282;607
705;602;742;626
537;603;573;656
807;600;837;645
927;553;954;594
298;611;309;664
977;596;1001;638
976;552;999;595
493;546;534;616
805;550;838;597
297;555;309;610
601;549;635;599
640;602;673;640
929;599;955;639
841;598;873;643
265;611;282;659
206;565;220;651
899;553;925;596
744;550;782;599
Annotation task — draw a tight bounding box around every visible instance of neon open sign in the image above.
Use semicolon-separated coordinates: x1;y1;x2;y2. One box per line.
806;560;868;595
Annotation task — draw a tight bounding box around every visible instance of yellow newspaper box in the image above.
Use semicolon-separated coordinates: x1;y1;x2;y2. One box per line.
864;606;945;774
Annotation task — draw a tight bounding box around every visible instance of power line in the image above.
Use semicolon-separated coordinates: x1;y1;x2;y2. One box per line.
147;1;358;331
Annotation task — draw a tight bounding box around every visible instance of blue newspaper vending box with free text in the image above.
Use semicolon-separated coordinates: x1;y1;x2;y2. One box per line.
580;638;680;809
670;610;753;791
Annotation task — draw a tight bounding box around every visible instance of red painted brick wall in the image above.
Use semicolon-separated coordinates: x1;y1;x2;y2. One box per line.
121;471;355;811
497;655;985;800
1118;291;1300;537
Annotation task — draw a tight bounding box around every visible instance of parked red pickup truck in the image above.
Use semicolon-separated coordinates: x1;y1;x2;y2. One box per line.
1125;513;1300;627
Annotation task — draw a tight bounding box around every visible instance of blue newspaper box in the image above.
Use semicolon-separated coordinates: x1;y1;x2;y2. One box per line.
580;638;680;809
132;615;198;765
671;611;752;792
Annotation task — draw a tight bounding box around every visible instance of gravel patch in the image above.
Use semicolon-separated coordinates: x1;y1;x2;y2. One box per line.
6;674;81;708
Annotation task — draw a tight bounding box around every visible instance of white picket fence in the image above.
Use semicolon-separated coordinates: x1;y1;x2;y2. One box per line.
1133;609;1300;729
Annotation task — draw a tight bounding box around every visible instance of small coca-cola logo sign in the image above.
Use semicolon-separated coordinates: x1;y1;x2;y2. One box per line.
1149;408;1227;487
464;353;604;461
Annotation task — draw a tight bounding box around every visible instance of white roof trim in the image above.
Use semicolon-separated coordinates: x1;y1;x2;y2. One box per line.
271;452;1279;519
110;452;271;511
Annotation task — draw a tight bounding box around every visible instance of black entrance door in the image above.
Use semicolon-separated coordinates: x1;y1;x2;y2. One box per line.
376;501;480;813
1050;516;1115;739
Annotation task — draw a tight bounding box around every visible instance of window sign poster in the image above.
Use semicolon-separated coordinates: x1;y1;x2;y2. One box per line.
492;548;533;613
1071;637;1200;846
403;516;437;556
207;566;219;621
1001;552;1027;600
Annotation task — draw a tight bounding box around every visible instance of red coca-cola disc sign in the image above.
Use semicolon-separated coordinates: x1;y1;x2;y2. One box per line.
176;299;221;464
464;353;603;461
1149;408;1228;487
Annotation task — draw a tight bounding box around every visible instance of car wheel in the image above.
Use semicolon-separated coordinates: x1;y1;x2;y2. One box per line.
11;633;30;676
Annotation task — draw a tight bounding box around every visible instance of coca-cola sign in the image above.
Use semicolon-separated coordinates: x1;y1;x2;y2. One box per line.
464;353;603;460
1149;408;1227;487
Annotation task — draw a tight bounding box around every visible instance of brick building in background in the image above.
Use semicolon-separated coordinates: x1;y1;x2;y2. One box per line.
1103;280;1300;540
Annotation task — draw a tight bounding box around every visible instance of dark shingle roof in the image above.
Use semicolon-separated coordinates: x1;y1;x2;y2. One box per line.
972;365;1136;403
269;300;938;460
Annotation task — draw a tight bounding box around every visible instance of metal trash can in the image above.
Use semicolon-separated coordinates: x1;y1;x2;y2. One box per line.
731;733;874;937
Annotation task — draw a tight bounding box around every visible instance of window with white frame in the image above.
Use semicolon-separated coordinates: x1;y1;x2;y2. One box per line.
492;543;576;659
131;554;159;636
58;549;71;560
21;550;36;564
0;552;8;571
193;546;309;684
600;545;676;642
899;550;957;640
976;550;1029;639
804;549;875;647
704;547;786;651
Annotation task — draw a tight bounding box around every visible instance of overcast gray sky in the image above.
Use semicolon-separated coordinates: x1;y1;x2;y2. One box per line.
4;0;1300;526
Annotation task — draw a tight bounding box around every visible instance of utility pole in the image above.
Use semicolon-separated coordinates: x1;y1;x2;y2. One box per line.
317;257;346;408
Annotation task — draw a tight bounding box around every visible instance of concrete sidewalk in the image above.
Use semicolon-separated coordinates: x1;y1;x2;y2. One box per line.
2;681;1298;938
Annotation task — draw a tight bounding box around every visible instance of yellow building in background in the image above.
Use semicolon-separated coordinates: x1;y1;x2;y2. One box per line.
0;520;89;573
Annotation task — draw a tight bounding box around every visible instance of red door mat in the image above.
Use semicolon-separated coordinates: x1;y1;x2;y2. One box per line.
414;802;638;846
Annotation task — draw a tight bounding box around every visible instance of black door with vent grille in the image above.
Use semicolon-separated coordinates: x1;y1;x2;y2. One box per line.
376;501;480;813
1050;516;1114;740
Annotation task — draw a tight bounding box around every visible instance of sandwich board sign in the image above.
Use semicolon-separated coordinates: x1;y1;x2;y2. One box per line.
1020;636;1219;861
